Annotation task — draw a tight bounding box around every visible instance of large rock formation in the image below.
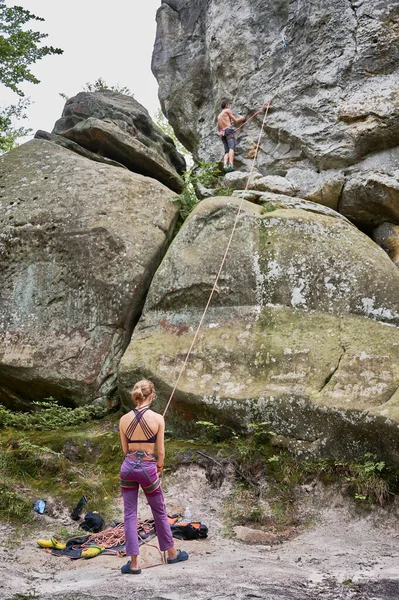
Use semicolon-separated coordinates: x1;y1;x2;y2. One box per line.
119;196;399;462
0;139;179;409
152;0;399;229
52;90;186;193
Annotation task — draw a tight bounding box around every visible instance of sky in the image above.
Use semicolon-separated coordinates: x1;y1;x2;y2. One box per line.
1;0;162;137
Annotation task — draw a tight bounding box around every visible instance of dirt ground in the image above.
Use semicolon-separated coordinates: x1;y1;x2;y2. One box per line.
1;465;398;600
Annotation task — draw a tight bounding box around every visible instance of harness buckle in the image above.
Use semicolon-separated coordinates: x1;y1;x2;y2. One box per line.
135;450;146;462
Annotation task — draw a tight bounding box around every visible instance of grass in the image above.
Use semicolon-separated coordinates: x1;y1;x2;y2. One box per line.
196;423;399;535
0;404;398;541
0;406;218;529
5;594;41;600
0;404;122;524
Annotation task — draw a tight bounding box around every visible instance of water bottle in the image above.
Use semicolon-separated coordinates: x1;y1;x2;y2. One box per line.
184;507;191;522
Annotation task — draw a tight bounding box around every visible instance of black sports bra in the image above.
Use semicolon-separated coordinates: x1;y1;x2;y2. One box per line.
125;407;157;444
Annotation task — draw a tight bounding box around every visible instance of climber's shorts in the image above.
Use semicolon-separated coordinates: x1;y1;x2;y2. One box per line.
221;127;236;153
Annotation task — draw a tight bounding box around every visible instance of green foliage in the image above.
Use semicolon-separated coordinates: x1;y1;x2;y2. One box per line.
219;434;397;535
174;160;228;223
194;160;222;188
0;96;31;151
195;420;238;443
60;78;135;103
7;595;40;600
0;421;122;524
271;452;391;507
0;0;62;95
0;399;104;431
0;483;32;519
195;420;219;433
0;0;62;152
260;202;277;213
214;187;233;196
175;168;199;221
224;484;272;529
83;77;134;96
157;111;231;224
248;421;276;442
155;108;190;158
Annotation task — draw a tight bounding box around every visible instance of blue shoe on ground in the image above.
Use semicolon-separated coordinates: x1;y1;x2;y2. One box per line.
227;165;235;172
167;549;189;564
121;560;142;574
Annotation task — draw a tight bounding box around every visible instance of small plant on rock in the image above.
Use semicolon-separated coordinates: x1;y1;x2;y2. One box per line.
0;399;105;431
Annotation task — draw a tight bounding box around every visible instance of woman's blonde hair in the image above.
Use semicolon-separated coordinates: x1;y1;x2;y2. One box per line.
131;380;155;406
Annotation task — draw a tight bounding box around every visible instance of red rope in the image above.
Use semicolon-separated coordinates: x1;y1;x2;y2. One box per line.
234;101;270;133
162;101;271;418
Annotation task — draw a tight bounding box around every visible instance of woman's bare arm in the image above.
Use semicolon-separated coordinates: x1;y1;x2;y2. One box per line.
156;416;166;469
119;418;128;454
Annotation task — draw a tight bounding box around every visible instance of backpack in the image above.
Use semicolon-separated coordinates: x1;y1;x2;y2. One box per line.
170;521;208;540
80;511;104;533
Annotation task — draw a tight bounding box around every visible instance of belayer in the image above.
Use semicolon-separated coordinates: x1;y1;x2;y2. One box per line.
217;98;245;172
119;379;189;574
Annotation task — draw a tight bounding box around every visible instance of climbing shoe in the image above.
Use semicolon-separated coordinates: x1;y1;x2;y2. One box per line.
227;165;235;172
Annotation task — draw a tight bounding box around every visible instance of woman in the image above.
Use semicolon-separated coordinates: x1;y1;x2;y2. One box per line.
119;379;189;574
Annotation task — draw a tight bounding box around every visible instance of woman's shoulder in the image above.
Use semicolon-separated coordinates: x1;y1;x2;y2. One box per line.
119;410;132;425
147;409;164;423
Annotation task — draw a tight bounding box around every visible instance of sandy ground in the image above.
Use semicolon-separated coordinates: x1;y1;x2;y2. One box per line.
1;465;398;600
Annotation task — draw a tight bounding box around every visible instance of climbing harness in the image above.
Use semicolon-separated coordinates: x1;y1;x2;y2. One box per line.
120;450;161;494
162;100;271;419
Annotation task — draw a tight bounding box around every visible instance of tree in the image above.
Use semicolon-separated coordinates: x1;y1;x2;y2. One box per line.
0;96;30;152
0;0;63;150
83;77;134;97
155;108;191;159
60;78;135;103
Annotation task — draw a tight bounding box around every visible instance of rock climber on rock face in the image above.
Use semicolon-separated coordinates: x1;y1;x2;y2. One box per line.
217;99;245;172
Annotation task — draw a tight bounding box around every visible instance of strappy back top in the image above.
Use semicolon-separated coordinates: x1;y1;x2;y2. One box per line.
125;407;157;444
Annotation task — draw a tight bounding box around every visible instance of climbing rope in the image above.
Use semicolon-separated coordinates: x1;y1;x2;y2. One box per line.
115;102;271;571
234;100;270;133
83;521;166;568
162;101;271;418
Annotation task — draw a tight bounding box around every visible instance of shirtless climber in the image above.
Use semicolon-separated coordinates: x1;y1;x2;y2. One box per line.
217;99;245;172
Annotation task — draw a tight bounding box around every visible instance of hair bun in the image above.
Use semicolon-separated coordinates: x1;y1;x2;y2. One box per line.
132;388;145;403
131;379;155;406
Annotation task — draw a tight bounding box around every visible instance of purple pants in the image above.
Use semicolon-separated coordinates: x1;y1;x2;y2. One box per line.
120;457;174;556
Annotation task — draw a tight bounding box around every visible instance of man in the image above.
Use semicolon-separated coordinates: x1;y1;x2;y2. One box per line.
217;99;245;172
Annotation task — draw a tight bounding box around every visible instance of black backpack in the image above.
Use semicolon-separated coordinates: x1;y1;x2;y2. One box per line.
170;521;208;540
80;511;104;533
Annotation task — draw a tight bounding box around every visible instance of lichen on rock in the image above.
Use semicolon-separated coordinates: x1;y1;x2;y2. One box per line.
0;139;179;408
152;0;399;240
118;196;399;462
